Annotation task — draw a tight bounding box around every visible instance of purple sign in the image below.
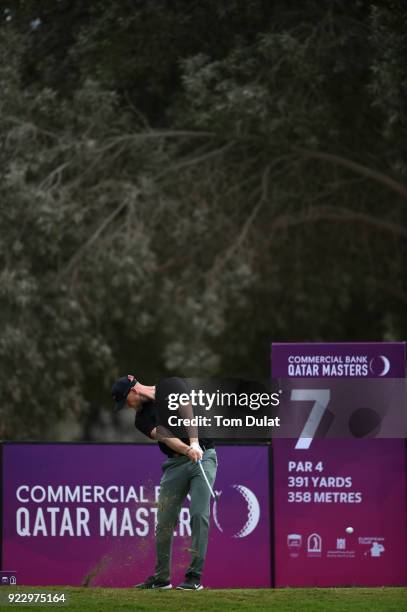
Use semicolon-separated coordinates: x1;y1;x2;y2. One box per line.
273;438;407;586
272;342;407;587
2;444;270;588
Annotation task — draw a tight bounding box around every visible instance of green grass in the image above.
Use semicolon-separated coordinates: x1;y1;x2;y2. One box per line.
1;586;406;611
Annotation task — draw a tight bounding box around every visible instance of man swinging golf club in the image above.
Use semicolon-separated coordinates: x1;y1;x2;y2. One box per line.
111;374;217;590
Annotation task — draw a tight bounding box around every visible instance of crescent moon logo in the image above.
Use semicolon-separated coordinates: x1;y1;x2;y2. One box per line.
212;484;260;538
369;355;390;377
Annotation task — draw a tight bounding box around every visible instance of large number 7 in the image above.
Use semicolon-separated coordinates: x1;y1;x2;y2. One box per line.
291;389;331;449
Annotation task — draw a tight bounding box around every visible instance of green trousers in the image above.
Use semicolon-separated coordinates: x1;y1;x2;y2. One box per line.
154;448;217;581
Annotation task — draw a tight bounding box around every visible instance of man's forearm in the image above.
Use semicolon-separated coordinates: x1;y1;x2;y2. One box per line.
155;425;191;455
177;401;199;442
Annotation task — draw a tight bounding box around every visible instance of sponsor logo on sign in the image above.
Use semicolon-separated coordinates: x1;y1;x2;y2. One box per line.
287;533;302;558
0;572;17;585
364;542;385;558
213;485;260;538
285;354;392;377
327;538;355;559
358;536;385;545
369;356;391;377
307;533;322;557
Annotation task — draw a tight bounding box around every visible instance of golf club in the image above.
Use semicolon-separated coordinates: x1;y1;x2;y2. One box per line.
198;459;217;499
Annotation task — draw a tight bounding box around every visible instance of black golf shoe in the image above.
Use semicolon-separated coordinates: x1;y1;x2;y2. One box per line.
176;576;204;590
134;575;172;589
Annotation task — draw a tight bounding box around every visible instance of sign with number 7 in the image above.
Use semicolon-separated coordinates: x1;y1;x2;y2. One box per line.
272;342;406;445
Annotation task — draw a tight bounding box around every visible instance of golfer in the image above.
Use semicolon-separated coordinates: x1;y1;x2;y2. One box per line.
111;374;217;590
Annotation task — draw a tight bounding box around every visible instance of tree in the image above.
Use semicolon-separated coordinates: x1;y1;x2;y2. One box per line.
0;2;406;439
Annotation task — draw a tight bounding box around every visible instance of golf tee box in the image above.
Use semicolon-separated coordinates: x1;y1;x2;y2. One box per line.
271;341;407;587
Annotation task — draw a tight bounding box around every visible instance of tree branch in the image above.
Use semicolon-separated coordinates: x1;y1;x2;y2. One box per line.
272;205;407;239
60;199;132;277
298;148;407;200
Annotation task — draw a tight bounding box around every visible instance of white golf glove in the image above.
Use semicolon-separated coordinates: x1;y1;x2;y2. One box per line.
190;441;203;460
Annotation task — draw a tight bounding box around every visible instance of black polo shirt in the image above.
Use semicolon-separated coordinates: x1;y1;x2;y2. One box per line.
134;377;214;457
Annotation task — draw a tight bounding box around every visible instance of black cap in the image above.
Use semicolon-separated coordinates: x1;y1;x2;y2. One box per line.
111;375;137;412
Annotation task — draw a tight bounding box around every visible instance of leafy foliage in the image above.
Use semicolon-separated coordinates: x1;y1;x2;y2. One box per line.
0;2;406;439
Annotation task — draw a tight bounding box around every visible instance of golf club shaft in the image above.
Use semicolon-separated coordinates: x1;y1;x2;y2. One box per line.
198;459;216;498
